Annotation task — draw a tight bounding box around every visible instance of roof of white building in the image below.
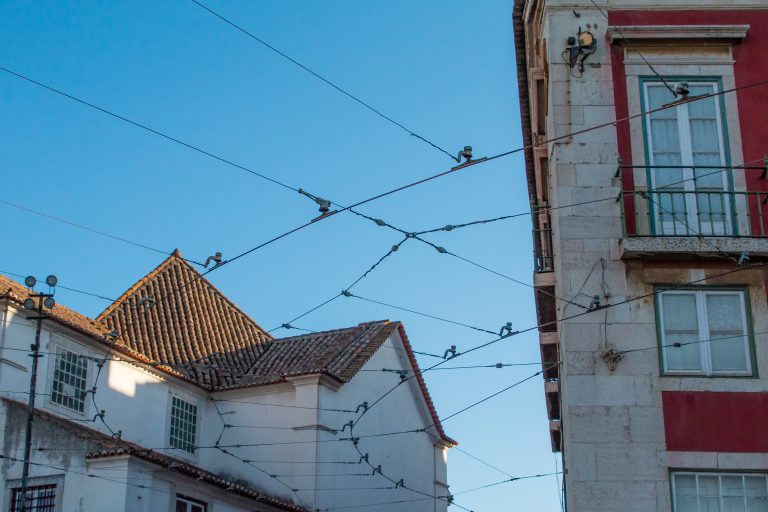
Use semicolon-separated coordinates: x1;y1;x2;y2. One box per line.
0;254;456;445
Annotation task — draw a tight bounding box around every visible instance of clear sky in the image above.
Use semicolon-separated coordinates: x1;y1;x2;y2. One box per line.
0;1;561;510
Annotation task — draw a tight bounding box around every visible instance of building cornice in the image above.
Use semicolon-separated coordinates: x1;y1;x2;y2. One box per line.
608;24;750;44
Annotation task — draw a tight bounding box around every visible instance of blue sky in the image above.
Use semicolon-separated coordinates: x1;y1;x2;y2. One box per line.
0;1;561;509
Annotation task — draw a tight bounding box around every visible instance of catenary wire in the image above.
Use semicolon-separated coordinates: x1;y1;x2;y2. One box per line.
0;270;116;302
342;291;498;335
452;471;561;496
586;0;677;96
337;265;768;506
349;263;765;435
188;0;458;162
0;199;205;267
0;66;300;194
3;64;765;248
8;264;761;504
267;236;409;332
4;70;767;503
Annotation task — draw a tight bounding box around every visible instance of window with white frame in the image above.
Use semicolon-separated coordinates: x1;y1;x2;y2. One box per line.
642;80;732;236
50;346;88;413
169;396;197;454
672;472;768;511
10;483;57;512
175;494;206;512
657;289;752;376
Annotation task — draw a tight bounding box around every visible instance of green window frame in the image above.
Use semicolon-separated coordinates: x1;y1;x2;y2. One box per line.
654;285;757;377
639;76;737;236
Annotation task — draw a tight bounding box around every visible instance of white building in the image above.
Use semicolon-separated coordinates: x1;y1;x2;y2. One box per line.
0;251;454;511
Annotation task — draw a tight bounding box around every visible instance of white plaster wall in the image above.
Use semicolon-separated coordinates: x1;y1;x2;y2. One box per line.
0;305;447;511
313;330;449;512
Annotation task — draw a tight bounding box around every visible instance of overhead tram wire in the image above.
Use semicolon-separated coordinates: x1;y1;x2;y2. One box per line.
9;271;761;506
341;369;558;511
4;72;766;496
335;261;768;503
0;199;205;267
16;268;762;501
452;471;562;497
187;0;459;163
388;156;768;238
347;263;766;442
586;0;677;96
2;64;765;228
340;292;498;335
267;236;410;332
0;270;116;302
453;446;515;479
3;66;767;285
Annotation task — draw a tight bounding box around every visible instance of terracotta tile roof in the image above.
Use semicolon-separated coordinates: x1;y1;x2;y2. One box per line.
1;398;303;511
229;321;456;446
395;323;457;447
0;260;454;444
230;321;400;388
96;250;272;389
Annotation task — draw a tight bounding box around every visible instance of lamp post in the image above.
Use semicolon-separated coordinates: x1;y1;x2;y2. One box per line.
17;275;56;512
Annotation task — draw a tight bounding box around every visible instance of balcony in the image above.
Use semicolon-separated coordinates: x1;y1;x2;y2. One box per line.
618;164;768;259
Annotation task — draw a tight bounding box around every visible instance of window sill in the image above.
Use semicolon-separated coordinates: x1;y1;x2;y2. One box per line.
661;372;756;379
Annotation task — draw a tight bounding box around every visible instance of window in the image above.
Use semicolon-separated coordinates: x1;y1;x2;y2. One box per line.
657;289;752;376
11;484;56;512
169;396;197;454
672;472;768;511
642;80;731;236
50;347;88;413
175;494;206;512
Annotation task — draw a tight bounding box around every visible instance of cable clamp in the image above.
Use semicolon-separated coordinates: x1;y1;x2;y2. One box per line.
341;420;354;433
355;402;368;414
298;188;331;214
499;322;519;337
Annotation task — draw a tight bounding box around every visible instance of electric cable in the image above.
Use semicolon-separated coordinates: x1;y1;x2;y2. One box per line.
0;199;205;267
586;0;677;96
267;237;408;332
0;270;116;302
3;64;765;241
343;292;498;335
188;0;458;162
452;471;561;496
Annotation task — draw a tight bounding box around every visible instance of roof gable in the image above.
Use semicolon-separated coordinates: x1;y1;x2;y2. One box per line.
96;250;271;389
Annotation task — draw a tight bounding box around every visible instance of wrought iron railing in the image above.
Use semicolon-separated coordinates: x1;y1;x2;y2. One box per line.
533;208;554;272
618;164;768;238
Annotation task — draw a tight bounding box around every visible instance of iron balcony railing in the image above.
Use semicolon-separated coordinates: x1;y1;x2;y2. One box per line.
618;164;768;238
533;208;554;272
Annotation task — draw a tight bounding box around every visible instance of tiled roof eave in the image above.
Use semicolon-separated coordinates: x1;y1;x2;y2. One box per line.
0;290;205;389
396;324;457;447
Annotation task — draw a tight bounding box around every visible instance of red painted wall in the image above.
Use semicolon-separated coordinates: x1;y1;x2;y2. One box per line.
607;10;768;235
663;391;768;453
